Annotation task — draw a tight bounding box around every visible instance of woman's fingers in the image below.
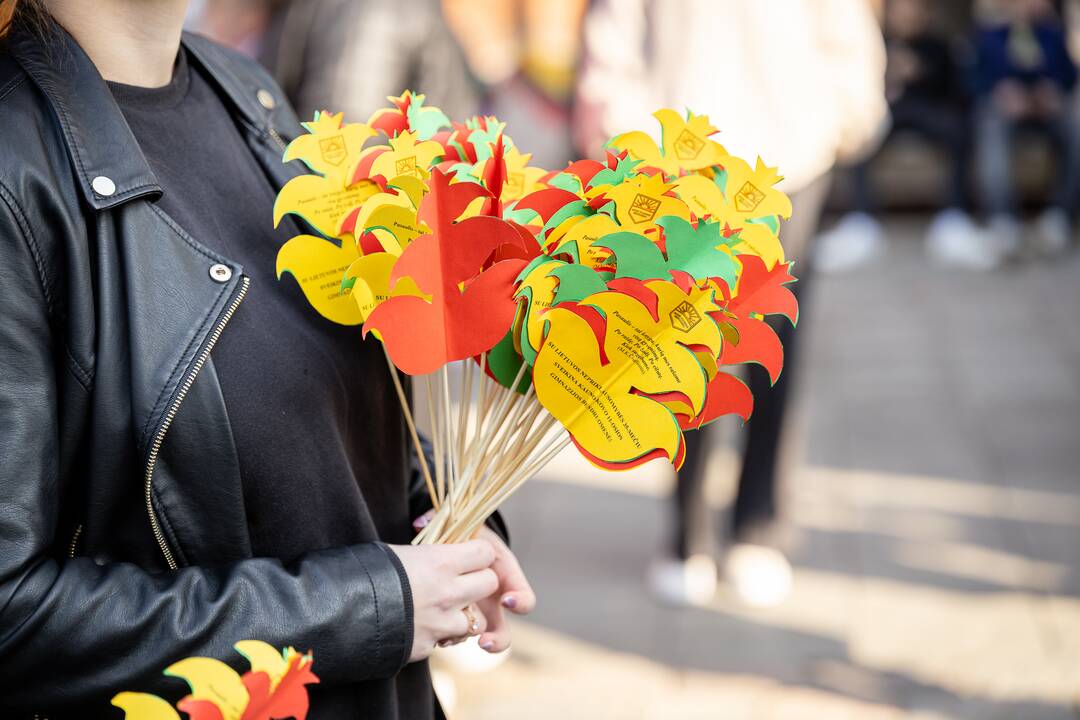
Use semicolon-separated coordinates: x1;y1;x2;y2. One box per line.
444;539;496;574
449;567;499;608
492;541;536;615
412;509;436;531
476;595;511;653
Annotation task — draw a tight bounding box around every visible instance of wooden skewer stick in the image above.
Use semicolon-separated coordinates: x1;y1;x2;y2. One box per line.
452;433;572;542
440;365;457;492
463;412;559;522
382;347;438;512
457;359;473;478
425;374;445;507
476;362;529;450
441;405;558;542
465;355;501;468
466;382;532;481
472;393;541;494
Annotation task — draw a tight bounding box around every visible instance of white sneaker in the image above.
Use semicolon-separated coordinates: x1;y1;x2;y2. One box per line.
724;543;793;608
814;212;887;274
647;554;718;607
1034;208;1072;256
925;208;974;258
927;212;1011;270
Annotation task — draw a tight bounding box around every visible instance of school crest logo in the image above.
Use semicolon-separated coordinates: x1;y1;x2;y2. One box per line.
669;301;702;332
628;193;662;224
395;156;419;177
319;135;348;166
734;181;766;213
673;129;706;160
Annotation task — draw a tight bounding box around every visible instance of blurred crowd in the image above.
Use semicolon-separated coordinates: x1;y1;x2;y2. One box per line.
187;0;1080;609
188;0;1080;268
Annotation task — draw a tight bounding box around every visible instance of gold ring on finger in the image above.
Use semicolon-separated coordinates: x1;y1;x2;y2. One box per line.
462;606;480;636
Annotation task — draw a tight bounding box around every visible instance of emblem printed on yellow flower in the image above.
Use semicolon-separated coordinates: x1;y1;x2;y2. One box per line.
720;156;792;222
274;111;382;237
283;111;376;185
598;173;690;234
608;109;728;176
369;130;444;182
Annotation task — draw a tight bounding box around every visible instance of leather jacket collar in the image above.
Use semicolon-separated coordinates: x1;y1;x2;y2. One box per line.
6;18;283;211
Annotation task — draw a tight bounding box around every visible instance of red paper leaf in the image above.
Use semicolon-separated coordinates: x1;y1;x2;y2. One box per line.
480;135;507;215
350;148;387;186
240;653;320;720
724;256;798;324
605;277;660;321
365;169;528;374
176;699;226;720
677;370;754;429
720;316;783;383
514;187;582;223
368;93;412;138
714;256;798;384
562;158;605;188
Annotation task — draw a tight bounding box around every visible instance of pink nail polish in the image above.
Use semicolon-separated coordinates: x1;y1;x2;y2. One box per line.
413;516;429;529
501;595;517;609
480;640;495;650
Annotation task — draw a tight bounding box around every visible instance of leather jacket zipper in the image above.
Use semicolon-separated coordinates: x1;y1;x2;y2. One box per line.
267;126;287;152
145;276;250;570
67;524;82;558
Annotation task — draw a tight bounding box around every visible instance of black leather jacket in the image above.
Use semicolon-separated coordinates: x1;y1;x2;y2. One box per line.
0;22;445;718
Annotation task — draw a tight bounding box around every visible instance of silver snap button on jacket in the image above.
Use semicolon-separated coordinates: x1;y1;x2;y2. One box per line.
209;263;233;282
256;89;276;110
91;176;116;197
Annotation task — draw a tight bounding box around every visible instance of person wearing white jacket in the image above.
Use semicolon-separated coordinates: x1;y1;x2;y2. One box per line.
576;0;888;607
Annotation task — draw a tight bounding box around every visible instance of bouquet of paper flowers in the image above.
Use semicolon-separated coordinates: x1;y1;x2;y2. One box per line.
274;92;797;545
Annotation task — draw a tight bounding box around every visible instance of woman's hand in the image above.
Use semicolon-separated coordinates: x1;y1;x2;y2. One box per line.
473;526;536;653
387;540;499;662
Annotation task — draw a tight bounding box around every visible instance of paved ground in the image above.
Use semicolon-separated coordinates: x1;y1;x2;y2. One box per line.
432;217;1080;720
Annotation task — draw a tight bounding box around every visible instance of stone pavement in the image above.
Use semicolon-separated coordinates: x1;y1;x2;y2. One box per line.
432;217;1080;720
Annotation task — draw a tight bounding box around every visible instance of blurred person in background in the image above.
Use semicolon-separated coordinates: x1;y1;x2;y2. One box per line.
576;0;887;608
442;0;588;170
194;0;479;124
818;0;983;271
973;0;1080;259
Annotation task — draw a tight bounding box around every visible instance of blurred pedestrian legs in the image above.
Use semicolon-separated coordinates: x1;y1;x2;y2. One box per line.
973;0;1080;259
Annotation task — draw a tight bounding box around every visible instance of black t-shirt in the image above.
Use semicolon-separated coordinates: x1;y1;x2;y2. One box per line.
109;50;433;718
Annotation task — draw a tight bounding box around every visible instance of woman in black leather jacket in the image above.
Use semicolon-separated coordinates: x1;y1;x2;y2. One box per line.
0;1;534;717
